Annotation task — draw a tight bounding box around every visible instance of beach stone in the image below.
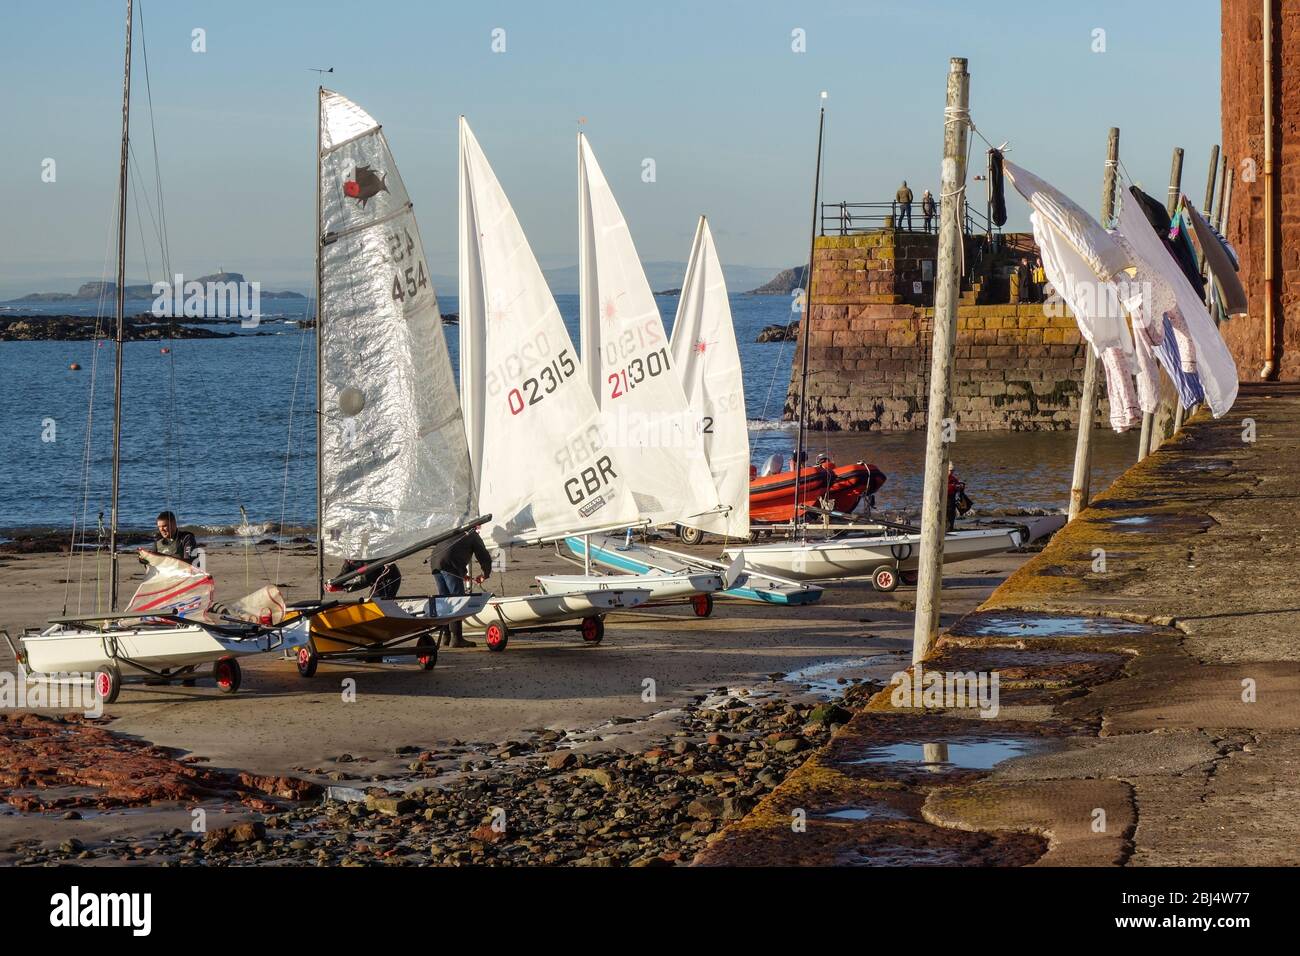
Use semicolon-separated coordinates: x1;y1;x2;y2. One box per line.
686;796;725;820
576;768;615;790
773;737;805;754
546;751;576;770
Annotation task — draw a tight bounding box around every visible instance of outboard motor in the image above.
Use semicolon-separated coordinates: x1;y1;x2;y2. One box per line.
759;452;785;477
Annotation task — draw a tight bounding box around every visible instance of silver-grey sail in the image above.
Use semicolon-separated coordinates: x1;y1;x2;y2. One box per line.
318;89;474;560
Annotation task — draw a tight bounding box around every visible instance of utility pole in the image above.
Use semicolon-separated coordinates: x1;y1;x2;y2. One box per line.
912;57;970;665
1068;127;1120;521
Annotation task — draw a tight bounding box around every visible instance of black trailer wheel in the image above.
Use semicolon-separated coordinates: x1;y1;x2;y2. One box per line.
485;621;509;653
95;666;122;705
678;525;704;546
899;569;919;586
581;615;605;644
692;593;714;618
417;633;438;670
871;565;899;593
213;657;242;694
180;666;198;687
296;643;319;677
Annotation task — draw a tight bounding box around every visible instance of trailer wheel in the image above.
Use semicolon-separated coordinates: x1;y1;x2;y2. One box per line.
692;593;714;618
213;657;242;694
899;570;919;586
871;566;899;593
581;616;605;644
95;666;121;705
296;643;319;678
678;525;704;546
485;621;509;653
417;633;438;670
181;666;198;687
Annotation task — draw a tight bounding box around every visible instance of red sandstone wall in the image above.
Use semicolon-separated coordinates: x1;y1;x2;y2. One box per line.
1221;0;1300;381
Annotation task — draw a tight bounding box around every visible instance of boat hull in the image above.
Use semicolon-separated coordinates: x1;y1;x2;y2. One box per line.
20;620;307;676
309;596;486;652
565;535;823;606
462;589;651;631
749;462;882;524
536;571;723;602
723;528;1022;582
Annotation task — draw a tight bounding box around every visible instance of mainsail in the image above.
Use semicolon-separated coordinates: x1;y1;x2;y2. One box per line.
317;89;475;561
669;217;750;538
577;134;723;528
459;117;639;545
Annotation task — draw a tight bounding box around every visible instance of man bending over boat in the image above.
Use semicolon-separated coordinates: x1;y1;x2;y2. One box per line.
430;528;493;648
149;511;199;564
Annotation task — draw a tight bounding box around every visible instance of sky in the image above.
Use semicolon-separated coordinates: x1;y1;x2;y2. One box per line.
0;0;1222;296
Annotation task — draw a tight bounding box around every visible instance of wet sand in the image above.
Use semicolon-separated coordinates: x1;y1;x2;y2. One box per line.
0;537;1030;860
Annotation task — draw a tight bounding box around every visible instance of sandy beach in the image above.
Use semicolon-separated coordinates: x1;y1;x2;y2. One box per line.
0;538;1030;864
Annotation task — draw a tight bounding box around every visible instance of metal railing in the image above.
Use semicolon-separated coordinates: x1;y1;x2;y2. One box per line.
820;198;997;238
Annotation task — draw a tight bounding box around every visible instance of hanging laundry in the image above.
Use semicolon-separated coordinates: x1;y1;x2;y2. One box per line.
1116;191;1238;417
988;149;1008;228
1005;161;1131;281
1128;187;1202;289
1031;211;1140;431
1181;197;1248;317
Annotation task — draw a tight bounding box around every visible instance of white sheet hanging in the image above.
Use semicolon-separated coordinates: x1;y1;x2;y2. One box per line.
1115;196;1238;417
1005;160;1131;282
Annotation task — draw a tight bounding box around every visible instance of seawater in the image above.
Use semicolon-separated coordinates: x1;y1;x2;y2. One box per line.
0;292;1133;532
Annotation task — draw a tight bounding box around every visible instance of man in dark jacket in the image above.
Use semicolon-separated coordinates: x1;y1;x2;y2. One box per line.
151;511;199;564
921;189;936;233
896;181;914;231
431;528;493;647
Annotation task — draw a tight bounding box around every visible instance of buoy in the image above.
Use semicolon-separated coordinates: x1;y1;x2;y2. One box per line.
69;363;81;370
160;347;170;354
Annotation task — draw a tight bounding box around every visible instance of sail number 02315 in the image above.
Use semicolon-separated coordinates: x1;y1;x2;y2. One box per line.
608;347;671;399
508;349;577;415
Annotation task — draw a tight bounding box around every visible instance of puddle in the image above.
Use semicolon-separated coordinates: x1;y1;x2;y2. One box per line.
849;736;1049;772
954;613;1151;639
1111;516;1154;526
816;804;907;822
781;654;903;697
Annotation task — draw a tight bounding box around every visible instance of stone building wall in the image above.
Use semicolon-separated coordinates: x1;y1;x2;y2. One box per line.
785;232;1108;431
1221;0;1300;381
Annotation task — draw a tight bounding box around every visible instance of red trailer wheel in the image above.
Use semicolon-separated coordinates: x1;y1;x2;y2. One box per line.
296;644;319;678
416;633;438;670
871;566;899;593
213;657;242;694
485;622;509;652
581;616;605;644
692;593;714;618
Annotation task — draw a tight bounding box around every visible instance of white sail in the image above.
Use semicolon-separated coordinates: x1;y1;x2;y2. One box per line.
577;134;723;528
459;117;639;545
669;217;750;538
317;89;475;561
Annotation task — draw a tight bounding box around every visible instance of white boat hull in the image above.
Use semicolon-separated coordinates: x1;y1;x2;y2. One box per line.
535;571;723;603
723;527;1022;582
19;619;309;677
462;588;652;631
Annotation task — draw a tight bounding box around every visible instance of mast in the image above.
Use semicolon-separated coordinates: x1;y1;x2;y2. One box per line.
108;0;134;612
792;98;826;536
314;86;325;599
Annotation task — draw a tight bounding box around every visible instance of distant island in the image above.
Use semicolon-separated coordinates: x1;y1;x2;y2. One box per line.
5;271;306;303
747;265;805;295
653;288;681;296
1;314;247;341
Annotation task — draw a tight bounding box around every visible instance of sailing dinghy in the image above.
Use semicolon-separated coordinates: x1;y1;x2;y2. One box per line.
6;1;312;704
456;117;660;650
296;89;493;674
565;216;823;608
530;136;733;611
10;553;312;703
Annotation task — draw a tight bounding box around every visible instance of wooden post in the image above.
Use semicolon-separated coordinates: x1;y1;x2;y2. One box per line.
1140;145;1185;458
912;57;970;666
1068;128;1120;521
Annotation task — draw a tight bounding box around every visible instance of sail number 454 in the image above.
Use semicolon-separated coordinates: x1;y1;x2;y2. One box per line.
387;227;429;303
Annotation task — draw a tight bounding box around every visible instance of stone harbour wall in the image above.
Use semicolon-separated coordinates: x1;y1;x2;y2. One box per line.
785;232;1108;431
